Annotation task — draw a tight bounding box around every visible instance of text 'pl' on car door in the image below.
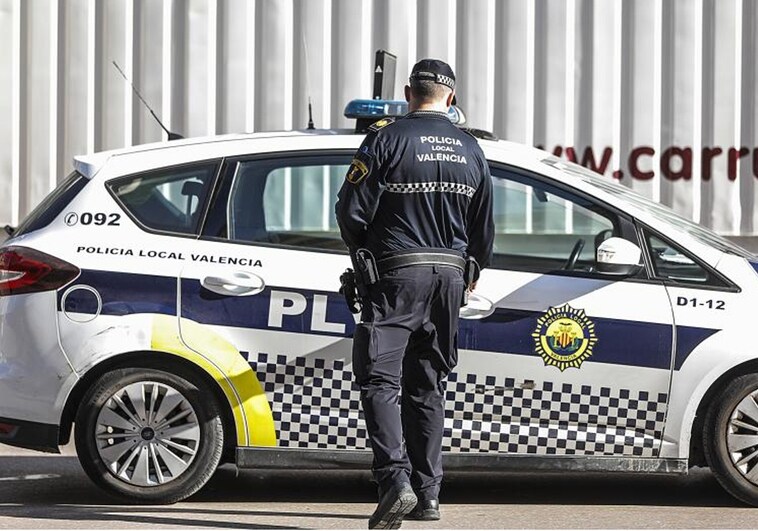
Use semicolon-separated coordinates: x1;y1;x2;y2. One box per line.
177;155;370;451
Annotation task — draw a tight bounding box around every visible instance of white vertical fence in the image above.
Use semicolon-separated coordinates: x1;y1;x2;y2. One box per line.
0;0;756;234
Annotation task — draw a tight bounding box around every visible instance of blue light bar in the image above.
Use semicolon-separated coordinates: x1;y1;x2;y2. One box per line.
344;99;408;119
344;99;465;125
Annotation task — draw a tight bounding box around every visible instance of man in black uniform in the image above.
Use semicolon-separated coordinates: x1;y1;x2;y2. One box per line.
335;59;494;529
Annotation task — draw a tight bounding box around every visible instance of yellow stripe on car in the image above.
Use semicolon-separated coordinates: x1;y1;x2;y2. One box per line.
150;314;277;447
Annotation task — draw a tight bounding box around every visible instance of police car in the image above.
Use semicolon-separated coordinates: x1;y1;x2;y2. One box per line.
2;100;758;506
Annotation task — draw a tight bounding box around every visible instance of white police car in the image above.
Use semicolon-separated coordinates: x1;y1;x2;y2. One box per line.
2;103;758;506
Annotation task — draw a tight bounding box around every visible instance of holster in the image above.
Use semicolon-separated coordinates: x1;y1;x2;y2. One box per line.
353;248;379;287
339;268;362;314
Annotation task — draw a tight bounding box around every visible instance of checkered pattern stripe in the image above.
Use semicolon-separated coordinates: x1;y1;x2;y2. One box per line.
249;352;370;450
246;352;667;456
443;372;666;456
385;181;476;198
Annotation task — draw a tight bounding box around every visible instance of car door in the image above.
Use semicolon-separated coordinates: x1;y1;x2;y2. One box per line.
451;166;675;457
178;152;368;450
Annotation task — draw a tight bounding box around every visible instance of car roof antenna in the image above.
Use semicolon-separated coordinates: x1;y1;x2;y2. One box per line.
111;60;183;141
301;31;316;130
307;98;315;130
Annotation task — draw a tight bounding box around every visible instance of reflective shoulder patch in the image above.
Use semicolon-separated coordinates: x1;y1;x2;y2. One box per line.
368;117;395;132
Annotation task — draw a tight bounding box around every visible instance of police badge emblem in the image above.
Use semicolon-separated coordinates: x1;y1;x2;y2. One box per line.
346;146;374;185
346;158;369;184
368;117;394;132
532;304;597;371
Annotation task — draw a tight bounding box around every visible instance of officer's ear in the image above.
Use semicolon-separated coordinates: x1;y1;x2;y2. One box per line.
404;85;411;103
446;90;455;108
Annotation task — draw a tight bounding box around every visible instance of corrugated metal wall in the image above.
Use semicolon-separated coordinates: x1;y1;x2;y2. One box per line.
1;0;757;234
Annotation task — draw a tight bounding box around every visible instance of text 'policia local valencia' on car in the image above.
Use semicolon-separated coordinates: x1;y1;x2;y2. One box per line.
3;103;758;507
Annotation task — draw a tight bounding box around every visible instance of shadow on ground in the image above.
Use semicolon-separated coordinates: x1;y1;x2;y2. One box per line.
0;455;741;510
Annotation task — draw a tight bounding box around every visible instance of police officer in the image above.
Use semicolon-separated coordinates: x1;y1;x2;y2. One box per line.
335;59;494;529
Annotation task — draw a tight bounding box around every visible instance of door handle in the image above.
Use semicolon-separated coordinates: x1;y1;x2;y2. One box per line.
459;293;494;320
201;271;265;297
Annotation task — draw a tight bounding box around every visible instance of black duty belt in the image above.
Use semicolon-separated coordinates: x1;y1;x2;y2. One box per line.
376;252;466;274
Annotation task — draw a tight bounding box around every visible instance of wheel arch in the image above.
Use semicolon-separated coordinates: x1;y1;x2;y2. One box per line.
688;358;758;466
58;350;237;462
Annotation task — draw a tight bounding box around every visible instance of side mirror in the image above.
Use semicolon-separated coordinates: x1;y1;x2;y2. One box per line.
596;237;644;277
449;105;466;125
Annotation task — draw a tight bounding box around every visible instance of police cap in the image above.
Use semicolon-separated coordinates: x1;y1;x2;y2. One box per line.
409;59;456;90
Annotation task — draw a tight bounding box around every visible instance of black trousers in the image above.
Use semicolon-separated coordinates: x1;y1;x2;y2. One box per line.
352;264;465;501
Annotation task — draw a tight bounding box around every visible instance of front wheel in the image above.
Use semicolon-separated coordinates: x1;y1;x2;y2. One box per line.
704;373;758;506
75;367;224;504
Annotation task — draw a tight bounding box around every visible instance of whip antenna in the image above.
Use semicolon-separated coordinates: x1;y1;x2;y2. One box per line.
307;98;315;130
112;60;183;141
300;31;316;130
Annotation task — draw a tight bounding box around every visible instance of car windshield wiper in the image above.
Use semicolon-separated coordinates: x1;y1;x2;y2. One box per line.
4;225;15;236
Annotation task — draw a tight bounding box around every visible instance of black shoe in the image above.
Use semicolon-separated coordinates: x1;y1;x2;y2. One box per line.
368;483;418;529
406;499;441;521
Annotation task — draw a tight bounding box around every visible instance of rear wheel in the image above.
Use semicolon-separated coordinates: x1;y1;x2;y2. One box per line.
75;367;224;504
704;374;758;506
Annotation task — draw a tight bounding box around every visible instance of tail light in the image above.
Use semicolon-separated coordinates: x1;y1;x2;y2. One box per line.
0;246;80;296
0;422;19;438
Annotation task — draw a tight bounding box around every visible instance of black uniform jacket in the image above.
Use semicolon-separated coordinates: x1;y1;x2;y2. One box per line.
335;110;495;268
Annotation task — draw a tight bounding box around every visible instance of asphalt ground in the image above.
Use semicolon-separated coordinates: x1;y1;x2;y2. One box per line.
1;444;758;529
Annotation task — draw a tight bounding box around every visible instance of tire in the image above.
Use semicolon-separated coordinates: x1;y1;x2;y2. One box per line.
704;373;758;506
74;367;224;504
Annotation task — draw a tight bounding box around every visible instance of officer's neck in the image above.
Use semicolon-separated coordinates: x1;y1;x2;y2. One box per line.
408;100;449;113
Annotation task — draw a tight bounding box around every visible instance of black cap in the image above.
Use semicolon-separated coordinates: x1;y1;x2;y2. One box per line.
409;59;456;91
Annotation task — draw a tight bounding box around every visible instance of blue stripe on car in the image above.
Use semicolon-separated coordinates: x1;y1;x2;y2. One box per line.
60;269;718;371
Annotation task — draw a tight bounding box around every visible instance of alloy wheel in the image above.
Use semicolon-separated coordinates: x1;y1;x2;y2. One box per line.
95;381;200;487
727;389;758;485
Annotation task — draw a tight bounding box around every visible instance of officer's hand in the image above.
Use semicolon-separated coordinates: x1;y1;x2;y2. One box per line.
468;281;477;292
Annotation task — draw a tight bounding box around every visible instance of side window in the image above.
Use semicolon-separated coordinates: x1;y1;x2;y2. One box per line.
645;231;726;286
490;168;619;273
209;155;351;251
109;162;217;235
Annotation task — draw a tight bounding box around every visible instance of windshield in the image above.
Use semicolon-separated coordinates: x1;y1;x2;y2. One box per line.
541;156;754;258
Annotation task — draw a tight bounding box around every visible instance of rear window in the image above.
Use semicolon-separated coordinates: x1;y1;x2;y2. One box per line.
13;172;88;237
108;162;218;235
